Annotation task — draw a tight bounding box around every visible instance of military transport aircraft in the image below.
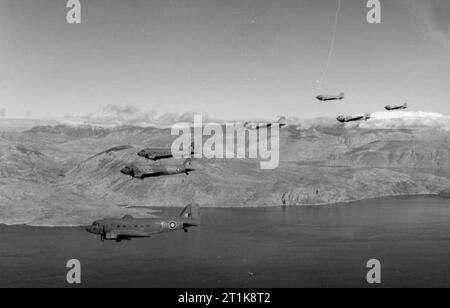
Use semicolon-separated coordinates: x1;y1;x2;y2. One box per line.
385;103;408;111
336;113;371;123
120;159;195;179
244;116;287;130
86;203;200;242
316;92;345;102
138;142;195;161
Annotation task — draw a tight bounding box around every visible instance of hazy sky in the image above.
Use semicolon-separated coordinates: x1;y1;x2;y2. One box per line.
0;0;449;120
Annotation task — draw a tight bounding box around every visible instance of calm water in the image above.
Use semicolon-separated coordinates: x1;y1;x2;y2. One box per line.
0;196;449;288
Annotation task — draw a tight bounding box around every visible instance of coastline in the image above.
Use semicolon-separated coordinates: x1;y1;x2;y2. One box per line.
1;193;448;228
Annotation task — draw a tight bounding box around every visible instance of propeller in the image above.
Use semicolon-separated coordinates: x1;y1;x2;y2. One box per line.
100;225;106;242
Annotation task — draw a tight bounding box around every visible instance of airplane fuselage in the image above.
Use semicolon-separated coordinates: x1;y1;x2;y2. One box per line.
244;116;287;130
138;148;193;161
316;94;345;102
121;165;191;178
385;106;407;111
317;97;342;102
121;159;195;179
336;114;370;123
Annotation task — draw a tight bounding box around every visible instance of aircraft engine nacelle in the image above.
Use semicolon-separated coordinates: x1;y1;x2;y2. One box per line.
105;232;118;240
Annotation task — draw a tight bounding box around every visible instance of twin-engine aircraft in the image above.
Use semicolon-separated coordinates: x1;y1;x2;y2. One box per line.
244;116;287;130
138;143;195;161
316;92;345;102
385;103;408;111
120;159;195;179
86;203;200;242
336;113;371;123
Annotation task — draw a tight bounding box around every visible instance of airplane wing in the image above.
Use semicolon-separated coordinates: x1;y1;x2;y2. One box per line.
149;172;166;177
253;123;272;130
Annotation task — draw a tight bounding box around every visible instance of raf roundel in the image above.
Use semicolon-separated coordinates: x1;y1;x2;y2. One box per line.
168;221;177;230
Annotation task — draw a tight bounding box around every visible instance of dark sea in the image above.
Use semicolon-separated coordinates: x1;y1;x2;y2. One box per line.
1;196;449;288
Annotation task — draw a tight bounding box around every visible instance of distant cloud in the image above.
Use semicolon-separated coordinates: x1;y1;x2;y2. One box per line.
411;0;450;48
58;108;450;131
103;104;144;117
359;111;450;131
0;107;6;117
61;104;221;127
24;110;34;117
291;117;339;130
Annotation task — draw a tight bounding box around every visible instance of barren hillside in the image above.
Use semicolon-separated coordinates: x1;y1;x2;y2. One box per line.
1;123;449;225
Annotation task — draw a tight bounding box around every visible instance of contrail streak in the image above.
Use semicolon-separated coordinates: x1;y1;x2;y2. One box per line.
317;0;341;90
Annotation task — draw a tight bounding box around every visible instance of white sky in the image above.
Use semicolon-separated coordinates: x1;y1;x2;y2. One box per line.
0;0;449;121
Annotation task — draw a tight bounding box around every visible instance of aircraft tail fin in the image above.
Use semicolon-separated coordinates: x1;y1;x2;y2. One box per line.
278;116;287;125
180;203;200;221
364;112;371;120
403;103;408;108
339;92;345;99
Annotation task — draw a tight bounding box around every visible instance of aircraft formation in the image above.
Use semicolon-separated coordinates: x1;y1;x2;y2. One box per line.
87;141;201;241
120;115;290;182
316;91;409;123
86;97;408;241
86;117;287;241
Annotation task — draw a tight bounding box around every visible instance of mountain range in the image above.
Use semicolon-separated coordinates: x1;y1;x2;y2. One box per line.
1;121;449;226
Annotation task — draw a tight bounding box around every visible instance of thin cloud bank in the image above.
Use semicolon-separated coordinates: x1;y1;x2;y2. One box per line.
359;111;450;131
292;117;339;130
61;104;222;128
62;108;331;129
4;103;450;132
411;0;450;48
60;106;450;132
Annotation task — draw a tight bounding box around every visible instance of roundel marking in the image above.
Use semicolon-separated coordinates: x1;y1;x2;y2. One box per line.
168;221;177;230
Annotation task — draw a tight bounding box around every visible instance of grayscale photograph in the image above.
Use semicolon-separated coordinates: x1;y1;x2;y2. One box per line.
0;0;450;292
